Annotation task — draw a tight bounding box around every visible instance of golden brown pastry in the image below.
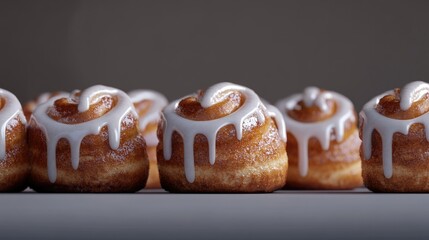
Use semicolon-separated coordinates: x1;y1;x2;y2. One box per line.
157;82;288;193
28;85;149;192
128;90;167;189
0;88;28;192
23;91;68;121
276;87;362;189
360;81;429;192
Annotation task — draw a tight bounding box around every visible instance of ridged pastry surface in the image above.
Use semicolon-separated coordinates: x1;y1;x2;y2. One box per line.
0;89;28;192
28;86;148;192
129;90;167;189
23;91;68;121
157;83;288;192
277;87;362;189
0;116;28;192
360;81;429;192
287;129;362;189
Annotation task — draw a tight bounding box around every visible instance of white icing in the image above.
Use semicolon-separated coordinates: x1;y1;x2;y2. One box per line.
399;81;429;110
0;89;26;160
276;87;355;176
31;85;137;183
303;87;331;112
36;92;68;105
128;90;168;147
25;92;69;118
360;81;429;178
261;100;287;142
162;82;285;183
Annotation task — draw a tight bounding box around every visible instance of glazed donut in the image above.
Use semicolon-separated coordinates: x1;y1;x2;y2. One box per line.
360;81;429;192
157;82;288;193
0;88;28;192
277;87;362;189
129;90;168;189
28;85;149;192
23;91;68;121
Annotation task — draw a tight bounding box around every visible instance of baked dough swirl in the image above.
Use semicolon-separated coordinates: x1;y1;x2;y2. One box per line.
277;87;362;189
0;88;28;192
23;91;68;121
157;82;288;192
28;85;149;192
360;81;429;192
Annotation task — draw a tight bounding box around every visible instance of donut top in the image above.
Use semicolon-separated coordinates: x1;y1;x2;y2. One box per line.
276;87;355;176
0;89;26;160
162;82;286;183
360;81;429;178
128;90;168;146
35;92;69;106
31;85;137;183
302;87;331;112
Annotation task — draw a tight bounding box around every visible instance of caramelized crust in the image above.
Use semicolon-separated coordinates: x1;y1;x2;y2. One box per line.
47;95;116;123
145;146;160;188
285;98;362;189
361;89;429;192
177;91;244;120
133;99;161;189
157;91;288;193
0;116;29;192
28;95;149;193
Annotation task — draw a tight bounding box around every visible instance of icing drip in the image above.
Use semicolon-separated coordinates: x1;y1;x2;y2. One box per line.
162;82;285;183
360;81;429;178
143;130;159;147
31;85;137;183
261;100;287;142
128;90;168;146
0;89;26;160
276;87;355;176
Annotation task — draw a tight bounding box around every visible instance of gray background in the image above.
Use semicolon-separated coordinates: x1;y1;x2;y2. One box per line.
1;0;429;110
2;1;429;239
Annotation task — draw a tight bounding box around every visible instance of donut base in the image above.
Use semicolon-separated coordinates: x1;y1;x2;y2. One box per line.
362;165;429;193
286;160;362;190
285;129;363;190
361;125;429;192
157;114;288;193
29;126;149;193
0;165;28;192
0;118;29;192
29;159;147;193
145;146;161;189
159;155;288;193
